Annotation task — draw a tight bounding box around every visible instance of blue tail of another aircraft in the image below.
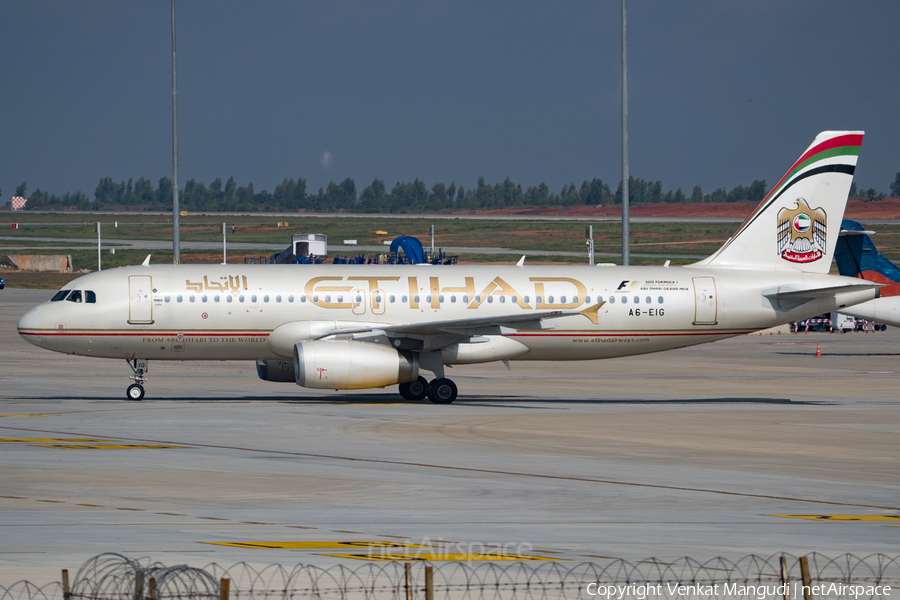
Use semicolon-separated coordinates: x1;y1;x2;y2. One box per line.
835;220;900;296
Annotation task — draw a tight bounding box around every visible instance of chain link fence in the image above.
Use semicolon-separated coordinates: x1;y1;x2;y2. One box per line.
2;553;898;600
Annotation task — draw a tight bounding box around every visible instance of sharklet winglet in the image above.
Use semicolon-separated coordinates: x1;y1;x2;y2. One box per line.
141;255;152;266
579;302;606;325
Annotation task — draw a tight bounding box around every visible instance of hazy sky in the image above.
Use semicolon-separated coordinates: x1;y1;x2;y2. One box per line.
2;1;898;202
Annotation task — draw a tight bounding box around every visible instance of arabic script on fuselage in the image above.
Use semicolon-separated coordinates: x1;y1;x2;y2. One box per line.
185;275;248;295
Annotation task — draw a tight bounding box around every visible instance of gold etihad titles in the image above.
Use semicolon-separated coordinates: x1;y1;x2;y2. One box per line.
299;275;594;311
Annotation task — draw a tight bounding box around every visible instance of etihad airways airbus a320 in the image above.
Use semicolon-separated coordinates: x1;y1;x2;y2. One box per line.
17;131;878;403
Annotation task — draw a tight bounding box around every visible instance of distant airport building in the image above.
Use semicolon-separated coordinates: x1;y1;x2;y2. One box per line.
9;196;27;210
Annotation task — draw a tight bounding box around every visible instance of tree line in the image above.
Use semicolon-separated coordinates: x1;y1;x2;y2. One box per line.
6;172;900;213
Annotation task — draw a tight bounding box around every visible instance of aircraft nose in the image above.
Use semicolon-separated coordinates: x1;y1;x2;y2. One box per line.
17;307;45;347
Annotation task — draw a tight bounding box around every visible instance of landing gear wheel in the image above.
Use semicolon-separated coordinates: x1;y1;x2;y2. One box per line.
399;376;429;401
127;384;145;401
427;378;457;404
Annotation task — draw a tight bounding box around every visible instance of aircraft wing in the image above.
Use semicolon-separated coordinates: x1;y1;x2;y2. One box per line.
320;302;605;339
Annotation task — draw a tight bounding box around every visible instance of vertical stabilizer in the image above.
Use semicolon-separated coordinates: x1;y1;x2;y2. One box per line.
695;131;863;272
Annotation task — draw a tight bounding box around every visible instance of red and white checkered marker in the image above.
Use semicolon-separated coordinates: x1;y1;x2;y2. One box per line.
10;196;26;210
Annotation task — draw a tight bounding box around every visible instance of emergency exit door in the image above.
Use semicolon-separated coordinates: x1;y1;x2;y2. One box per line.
128;275;153;323
692;277;717;325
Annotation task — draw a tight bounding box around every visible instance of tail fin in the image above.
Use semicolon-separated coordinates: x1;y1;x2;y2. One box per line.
695;131;863;272
835;219;900;296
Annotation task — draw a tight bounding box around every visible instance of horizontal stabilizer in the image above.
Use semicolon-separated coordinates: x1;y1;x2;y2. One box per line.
764;282;880;301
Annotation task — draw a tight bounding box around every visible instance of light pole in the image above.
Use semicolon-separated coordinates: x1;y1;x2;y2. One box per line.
621;0;630;266
171;0;181;264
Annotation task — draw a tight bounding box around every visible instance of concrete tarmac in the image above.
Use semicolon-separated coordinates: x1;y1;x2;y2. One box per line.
1;289;898;582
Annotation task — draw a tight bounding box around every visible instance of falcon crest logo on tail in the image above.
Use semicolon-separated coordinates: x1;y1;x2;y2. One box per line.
777;198;826;264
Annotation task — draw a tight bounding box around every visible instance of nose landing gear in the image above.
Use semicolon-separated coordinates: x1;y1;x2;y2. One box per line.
126;358;148;401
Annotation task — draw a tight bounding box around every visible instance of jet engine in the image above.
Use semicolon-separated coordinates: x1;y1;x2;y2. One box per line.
256;360;295;382
293;340;418;389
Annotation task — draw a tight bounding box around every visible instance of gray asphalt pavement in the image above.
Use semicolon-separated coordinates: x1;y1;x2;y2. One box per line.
1;289;898;582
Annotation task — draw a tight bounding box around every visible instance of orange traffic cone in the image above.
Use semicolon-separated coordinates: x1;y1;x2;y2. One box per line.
815;343;822;357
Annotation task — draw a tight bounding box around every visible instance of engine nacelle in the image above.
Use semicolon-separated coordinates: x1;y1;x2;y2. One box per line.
256;360;295;382
294;341;418;389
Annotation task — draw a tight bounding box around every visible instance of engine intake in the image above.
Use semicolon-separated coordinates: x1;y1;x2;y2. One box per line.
294;340;418;389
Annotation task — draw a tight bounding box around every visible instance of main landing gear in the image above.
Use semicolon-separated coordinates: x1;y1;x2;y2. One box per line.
399;376;458;404
126;358;148;401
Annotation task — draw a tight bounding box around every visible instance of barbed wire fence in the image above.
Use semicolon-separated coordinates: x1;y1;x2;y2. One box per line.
2;553;898;600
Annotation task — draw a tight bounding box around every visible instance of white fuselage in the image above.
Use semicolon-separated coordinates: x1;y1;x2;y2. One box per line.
839;297;900;328
17;263;876;363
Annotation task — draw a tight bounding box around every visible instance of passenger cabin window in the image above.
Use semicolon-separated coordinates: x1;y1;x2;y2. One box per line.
621;297;627;304
585;296;591;304
177;295;183;302
264;295;269;303
463;295;469;303
658;296;664;304
523;295;529;304
276;295;281;303
190;296;196;303
634;296;640;304
226;296;233;303
646;296;651;304
214;296;220;303
51;290;69;302
609;296;615;304
560;296;566;304
535;295;541;304
165;295;171;303
499;296;505;303
239;295;245;303
251;295;258;303
547;296;554;304
390;295;396;303
402;295;408;303
202;295;208;302
85;291;97;304
487;296;493;303
67;290;83;303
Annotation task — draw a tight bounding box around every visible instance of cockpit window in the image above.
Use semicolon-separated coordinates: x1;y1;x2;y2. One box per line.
51;290;70;302
66;290;83;303
85;290;96;304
